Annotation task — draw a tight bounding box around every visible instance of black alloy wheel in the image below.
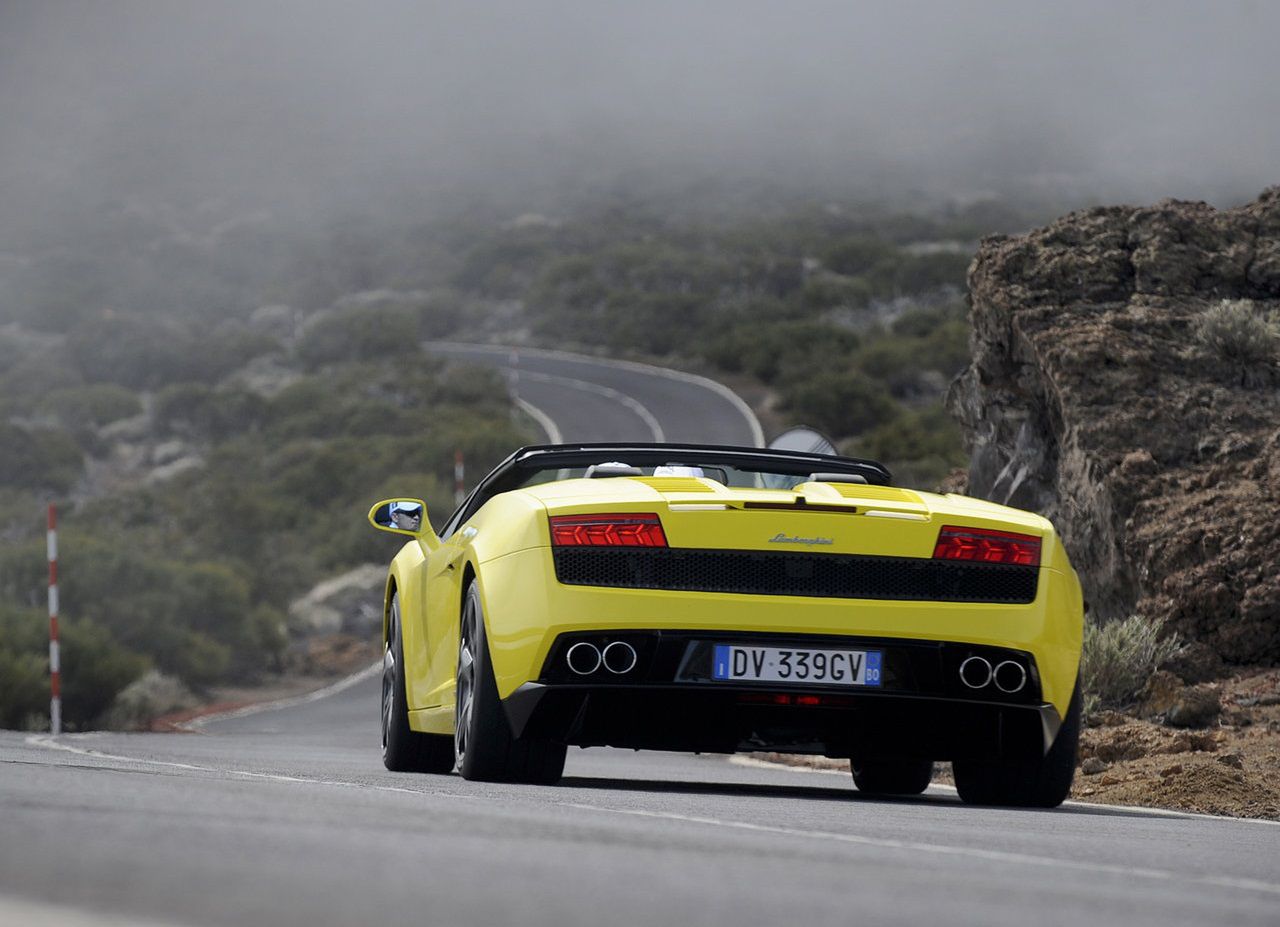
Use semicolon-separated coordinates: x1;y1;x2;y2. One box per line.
454;582;566;784
851;758;935;796
953;684;1082;808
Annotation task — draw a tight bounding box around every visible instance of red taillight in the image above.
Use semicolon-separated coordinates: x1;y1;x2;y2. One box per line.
933;525;1041;567
549;513;668;547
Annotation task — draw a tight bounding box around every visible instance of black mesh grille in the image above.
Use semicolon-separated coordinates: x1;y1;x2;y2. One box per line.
552;547;1038;604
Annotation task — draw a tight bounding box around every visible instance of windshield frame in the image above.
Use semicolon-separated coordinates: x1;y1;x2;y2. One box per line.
439;443;892;539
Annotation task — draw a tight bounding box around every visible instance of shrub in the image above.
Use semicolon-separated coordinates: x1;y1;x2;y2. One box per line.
295;305;420;368
0;422;83;491
850;404;966;487
0;606;148;730
1193;299;1280;368
781;370;900;438
1080;614;1182;715
66;314;194;389
38;384;142;429
822;236;898;276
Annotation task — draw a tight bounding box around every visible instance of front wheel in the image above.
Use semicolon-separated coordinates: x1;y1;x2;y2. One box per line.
953;685;1082;808
455;582;566;784
382;593;454;773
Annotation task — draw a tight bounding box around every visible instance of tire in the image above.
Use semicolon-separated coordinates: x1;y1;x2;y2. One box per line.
851;758;934;796
455;582;566;784
382;593;454;773
953;684;1082;808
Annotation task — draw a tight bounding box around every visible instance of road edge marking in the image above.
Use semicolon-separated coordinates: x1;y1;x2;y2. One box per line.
514;396;563;444
516;369;664;441
177;661;381;731
728;754;1280;827
432;342;764;447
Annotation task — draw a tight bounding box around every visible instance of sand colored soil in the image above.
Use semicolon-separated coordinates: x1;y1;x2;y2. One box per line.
754;668;1280;820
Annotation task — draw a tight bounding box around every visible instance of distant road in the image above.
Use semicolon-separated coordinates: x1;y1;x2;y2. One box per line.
427;342;764;446
3;352;1280;927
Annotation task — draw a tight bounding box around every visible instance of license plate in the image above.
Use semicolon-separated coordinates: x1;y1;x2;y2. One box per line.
712;645;881;687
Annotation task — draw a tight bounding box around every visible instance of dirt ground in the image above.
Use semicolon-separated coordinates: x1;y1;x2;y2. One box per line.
754;667;1280;820
1073;667;1280;819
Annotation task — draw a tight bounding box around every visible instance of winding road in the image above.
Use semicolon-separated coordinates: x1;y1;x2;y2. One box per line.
2;348;1278;927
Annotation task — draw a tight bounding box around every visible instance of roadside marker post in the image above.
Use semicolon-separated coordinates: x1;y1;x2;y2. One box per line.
454;450;466;507
47;503;62;735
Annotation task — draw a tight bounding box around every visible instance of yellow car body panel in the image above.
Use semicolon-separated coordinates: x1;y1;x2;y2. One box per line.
380;474;1083;730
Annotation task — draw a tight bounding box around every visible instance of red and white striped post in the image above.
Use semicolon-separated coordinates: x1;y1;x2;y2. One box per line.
47;503;62;735
454;450;466;507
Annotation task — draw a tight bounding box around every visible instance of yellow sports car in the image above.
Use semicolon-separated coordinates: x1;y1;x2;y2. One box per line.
369;443;1084;807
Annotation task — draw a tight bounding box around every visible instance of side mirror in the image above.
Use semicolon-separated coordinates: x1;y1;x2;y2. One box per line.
368;498;429;537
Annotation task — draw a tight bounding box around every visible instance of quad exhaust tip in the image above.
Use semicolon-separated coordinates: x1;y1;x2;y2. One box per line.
959;655;1027;693
566;640;638;675
958;655;993;690
602;641;638;675
566;642;602;675
993;659;1028;693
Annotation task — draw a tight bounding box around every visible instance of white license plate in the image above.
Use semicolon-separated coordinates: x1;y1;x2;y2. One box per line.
712;645;882;687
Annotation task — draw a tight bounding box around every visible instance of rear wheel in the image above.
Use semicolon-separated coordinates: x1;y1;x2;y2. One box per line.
455;582;566;784
953;685;1082;808
851;758;934;796
382;593;454;773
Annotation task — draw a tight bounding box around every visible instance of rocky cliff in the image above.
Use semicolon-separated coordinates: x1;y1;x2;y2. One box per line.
948;189;1280;663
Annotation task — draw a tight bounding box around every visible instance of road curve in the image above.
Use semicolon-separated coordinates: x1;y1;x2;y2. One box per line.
428;342;764;446
3;351;1278;926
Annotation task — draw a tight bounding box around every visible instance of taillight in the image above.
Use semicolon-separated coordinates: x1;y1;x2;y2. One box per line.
933;525;1041;567
549;513;668;547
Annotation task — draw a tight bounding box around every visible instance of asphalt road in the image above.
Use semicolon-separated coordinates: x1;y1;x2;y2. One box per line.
427;342;764;446
3;350;1279;926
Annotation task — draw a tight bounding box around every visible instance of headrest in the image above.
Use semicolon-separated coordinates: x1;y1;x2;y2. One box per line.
808;472;868;484
585;462;644;478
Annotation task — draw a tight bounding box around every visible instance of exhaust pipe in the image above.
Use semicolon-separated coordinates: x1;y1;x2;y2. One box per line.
566;642;602;675
602;641;638;675
959;655;992;689
993;660;1027;694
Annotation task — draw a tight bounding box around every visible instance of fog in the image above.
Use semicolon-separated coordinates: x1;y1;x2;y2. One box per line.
2;0;1278;243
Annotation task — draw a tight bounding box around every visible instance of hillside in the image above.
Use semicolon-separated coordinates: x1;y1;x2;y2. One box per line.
948;188;1280;817
0;194;1037;729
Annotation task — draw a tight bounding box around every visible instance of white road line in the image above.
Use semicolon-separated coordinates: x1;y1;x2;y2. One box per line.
0;893;193;927
558;801;1280;897
516;370;665;442
514;396;563;444
178;661;380;731
21;734;1280;899
431;341;764;447
24;734;474;800
729;754;1280;828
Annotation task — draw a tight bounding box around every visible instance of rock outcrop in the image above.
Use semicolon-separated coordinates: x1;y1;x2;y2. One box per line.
948;189;1280;663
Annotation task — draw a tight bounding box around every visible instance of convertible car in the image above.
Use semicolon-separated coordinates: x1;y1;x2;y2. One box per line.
369;443;1084;807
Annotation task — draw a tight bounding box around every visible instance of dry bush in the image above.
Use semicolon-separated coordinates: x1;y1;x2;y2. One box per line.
1193;298;1280;368
1081;614;1182;715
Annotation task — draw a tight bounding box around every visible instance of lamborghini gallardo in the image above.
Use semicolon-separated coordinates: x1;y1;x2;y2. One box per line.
369;443;1084;807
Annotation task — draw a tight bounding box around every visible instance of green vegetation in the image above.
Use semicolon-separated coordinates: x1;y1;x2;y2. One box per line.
0;192;1030;729
1080;614;1183;716
1193;298;1280;383
0;307;532;728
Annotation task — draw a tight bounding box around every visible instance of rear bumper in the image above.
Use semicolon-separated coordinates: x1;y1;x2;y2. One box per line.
503;629;1063;761
504;681;1062;760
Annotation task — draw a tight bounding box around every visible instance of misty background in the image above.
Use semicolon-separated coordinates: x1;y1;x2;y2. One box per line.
2;0;1278;254
1;0;1279;727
